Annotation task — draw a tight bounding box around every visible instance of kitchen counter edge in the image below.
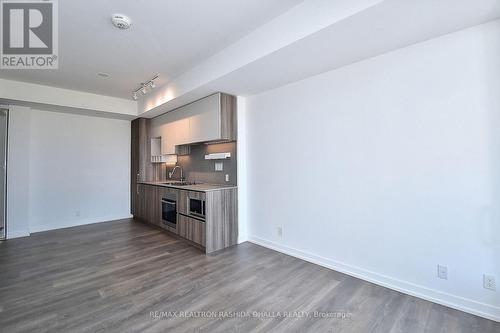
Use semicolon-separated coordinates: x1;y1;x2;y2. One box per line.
137;181;237;192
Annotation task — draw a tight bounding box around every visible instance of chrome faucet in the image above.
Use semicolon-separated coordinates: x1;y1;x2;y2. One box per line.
169;165;184;181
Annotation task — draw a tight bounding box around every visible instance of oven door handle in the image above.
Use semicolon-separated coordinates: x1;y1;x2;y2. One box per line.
162;199;176;206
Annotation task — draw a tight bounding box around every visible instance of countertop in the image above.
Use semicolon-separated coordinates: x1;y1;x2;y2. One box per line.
138;181;237;192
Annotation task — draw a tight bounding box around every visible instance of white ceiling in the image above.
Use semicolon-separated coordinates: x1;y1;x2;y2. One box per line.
0;0;302;99
138;0;500;118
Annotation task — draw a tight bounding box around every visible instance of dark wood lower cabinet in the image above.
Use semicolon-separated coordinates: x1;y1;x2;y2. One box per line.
134;184;237;253
136;184;146;221
136;184;160;226
178;214;206;247
146;185;160;227
205;188;238;253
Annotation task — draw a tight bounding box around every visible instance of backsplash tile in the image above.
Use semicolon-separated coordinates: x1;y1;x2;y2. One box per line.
151;142;237;185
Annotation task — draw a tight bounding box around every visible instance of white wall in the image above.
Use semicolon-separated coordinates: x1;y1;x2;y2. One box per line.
6;107;131;236
245;20;500;321
28;110;131;232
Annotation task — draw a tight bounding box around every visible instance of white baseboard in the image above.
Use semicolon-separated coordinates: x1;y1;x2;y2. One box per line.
248;235;500;323
6;230;30;239
29;214;133;233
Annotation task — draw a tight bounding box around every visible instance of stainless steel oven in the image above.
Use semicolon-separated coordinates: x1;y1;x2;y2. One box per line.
161;193;177;229
188;197;205;220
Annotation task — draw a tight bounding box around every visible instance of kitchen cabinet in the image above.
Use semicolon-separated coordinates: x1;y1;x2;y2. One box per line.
161;118;189;155
145;185;160;226
205;189;238;253
187;94;221;143
177;188;236;253
160;124;173;155
178;214;206;247
136;184;146;221
177;189;206;247
134;183;237;254
136;184;160;226
156;93;237;155
186;93;236;144
131;118;153;215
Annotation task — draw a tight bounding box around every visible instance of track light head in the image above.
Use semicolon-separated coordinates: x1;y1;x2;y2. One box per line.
132;75;158;100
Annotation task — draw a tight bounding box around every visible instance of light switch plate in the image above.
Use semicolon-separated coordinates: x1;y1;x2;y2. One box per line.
215;162;223;171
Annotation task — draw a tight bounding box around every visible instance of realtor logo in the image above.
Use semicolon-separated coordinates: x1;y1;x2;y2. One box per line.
1;0;58;69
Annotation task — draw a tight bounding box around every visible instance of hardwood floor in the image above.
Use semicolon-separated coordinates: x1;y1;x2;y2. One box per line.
0;219;498;332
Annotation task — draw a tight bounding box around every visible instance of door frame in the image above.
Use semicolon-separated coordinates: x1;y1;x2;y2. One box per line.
0;106;9;240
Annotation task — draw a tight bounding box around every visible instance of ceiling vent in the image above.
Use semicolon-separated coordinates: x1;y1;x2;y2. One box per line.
111;14;131;30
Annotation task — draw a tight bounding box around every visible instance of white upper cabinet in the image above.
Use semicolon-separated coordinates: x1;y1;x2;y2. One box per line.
160;132;172;155
175;118;190;145
154;93;237;155
161;118;189;155
187;94;220;143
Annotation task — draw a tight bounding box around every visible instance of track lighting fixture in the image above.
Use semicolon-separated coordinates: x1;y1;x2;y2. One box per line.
131;74;158;100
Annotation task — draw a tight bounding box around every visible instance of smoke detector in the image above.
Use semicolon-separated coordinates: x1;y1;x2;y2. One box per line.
111;14;131;30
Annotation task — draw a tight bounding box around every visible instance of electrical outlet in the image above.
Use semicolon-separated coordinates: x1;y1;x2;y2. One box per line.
484;275;496;291
277;226;283;239
225;174;229;182
437;265;448;280
215;162;223;171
